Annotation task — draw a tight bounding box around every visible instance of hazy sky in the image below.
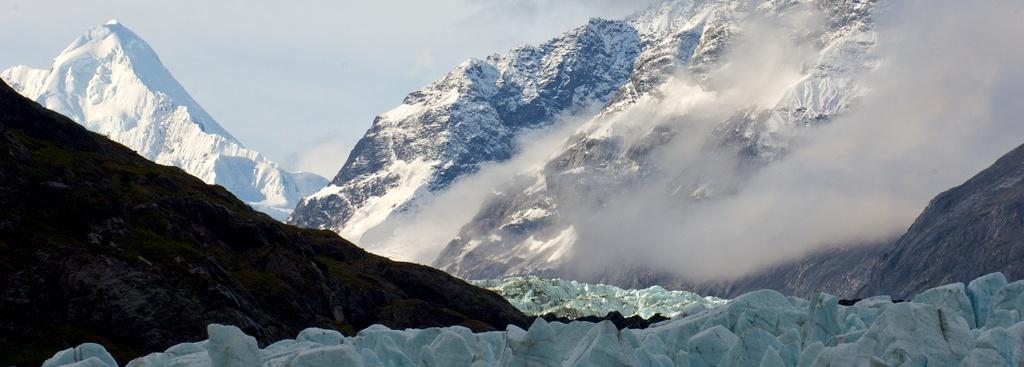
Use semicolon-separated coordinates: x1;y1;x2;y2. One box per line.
0;0;655;177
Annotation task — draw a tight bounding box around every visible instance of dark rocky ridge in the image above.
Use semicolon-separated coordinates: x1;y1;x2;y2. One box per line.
0;80;527;365
857;141;1024;299
536;312;670;330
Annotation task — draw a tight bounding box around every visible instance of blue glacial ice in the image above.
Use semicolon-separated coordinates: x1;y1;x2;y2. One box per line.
42;272;1024;367
469;276;728;319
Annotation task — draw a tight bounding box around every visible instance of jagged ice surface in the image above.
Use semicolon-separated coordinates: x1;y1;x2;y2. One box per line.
43;273;1024;367
470;276;727;319
1;21;326;220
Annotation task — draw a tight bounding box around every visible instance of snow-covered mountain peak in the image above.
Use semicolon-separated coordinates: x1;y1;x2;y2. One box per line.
289;11;644;241
61;19;141;56
292;0;879;271
431;0;881;279
31;21;237;141
627;0;701;36
2;21;325;220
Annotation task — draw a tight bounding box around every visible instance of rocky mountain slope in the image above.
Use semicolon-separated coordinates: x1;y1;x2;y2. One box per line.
289;15;645;241
0;79;526;365
857;142;1024;299
435;0;878;278
1;20;326;220
291;0;878;272
290;0;1021;304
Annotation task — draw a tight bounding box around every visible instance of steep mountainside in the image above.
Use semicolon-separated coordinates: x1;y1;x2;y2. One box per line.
1;20;326;220
289;16;645;241
856;142;1024;299
436;0;878;278
0;80;526;365
291;0;878;271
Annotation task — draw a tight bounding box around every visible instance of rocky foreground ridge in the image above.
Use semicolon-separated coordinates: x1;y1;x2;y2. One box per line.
0;79;526;365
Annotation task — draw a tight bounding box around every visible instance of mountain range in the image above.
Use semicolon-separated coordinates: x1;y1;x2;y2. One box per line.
1;20;326;220
6;0;1024;365
434;0;877;279
290;0;879;277
288;0;1024;302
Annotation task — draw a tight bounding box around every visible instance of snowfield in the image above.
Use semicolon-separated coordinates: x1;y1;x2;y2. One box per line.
470;276;727;319
42;272;1024;367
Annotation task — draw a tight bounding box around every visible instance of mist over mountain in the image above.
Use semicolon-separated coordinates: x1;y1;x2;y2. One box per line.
290;0;1024;295
292;0;877;272
9;1;1024;366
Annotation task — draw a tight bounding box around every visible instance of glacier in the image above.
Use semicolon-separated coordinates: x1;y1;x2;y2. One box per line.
41;273;1024;367
0;20;326;220
470;276;727;319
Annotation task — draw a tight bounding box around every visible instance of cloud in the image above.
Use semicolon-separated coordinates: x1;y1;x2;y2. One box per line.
353;2;826;266
284;135;351;178
0;0;656;170
355;111;591;262
565;0;1024;280
357;0;1024;284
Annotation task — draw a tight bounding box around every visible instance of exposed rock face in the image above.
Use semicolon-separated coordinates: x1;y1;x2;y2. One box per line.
1;21;326;220
436;0;879;279
0;80;527;365
289;17;644;241
286;1;880;283
857;142;1024;299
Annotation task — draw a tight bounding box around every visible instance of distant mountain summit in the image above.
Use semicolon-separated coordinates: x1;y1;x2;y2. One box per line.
2;20;325;219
